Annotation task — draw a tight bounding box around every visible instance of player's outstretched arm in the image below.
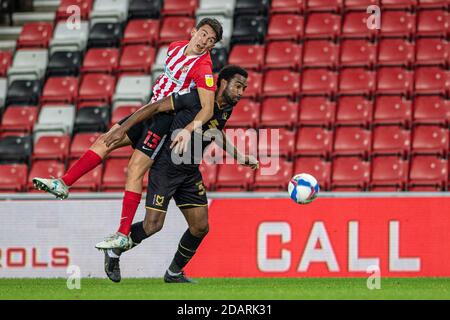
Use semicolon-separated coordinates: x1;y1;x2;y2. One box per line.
215;130;259;170
103;97;173;147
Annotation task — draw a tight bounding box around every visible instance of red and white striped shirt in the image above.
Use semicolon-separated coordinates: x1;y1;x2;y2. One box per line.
151;40;216;103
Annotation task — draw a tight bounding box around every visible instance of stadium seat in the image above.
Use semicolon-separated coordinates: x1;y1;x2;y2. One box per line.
338;68;375;96
295;127;333;158
122;19;160;46
418;0;448;10
5;80;41;107
301;69;338;97
378;39;415;68
7;49;48;84
0;105;38;133
380;11;416;39
339;40;376;68
264;41;302;71
32;135;70;162
110;105;140;126
305;13;341;40
196;0;236;18
129;0;163;19
381;0;417;10
50;21;89;55
112;75;152;110
74;106;110;133
151;45;169;74
69;132;102;159
78;74;116;105
372;125;411;157
215;164;255;191
0;78;7;110
118;45;155;74
101;158;129;191
88;22;123;48
0;135;33;164
416;39;449;67
341;11;378;40
158;17;195;45
33;105;76;139
235;0;270;16
373;96;413;127
231;15;268;45
89;0;130;26
41;76;79;105
56;0;93;21
198;162;217;191
266;14;304;42
409;155;448;190
253;158;293;191
262;69;300;99
162;0;198;16
67;158;102;192
270;0;304;14
331;157;370;191
242;71;263;99
17;22;53;49
294;157;331;190
414;67;448;96
81;48;119;74
0;51;12;77
47;51;82;77
376;67;414;97
344;0;380;11
298;97;336;128
225;99;260;128
303;40;339;69
413;96;449;126
210;47;228;73
370;156;409;191
0;163;28;192
258;128;295;158
412;125;448;157
306;0;342;12
27;160;66;191
260;98;298;128
333;127;371;159
335;96;373;127
228;44;265;71
417;10;449;38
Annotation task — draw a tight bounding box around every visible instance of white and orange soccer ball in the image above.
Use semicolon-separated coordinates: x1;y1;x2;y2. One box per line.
288;173;319;204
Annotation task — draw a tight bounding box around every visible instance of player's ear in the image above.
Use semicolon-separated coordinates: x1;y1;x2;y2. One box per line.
220;78;228;90
190;28;197;38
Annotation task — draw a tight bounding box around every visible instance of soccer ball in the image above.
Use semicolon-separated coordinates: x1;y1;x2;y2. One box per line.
288;173;319;204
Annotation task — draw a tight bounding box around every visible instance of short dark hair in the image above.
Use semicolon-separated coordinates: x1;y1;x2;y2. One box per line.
196;18;223;43
217;65;248;86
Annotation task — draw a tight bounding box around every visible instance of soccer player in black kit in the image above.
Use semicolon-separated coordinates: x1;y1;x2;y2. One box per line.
101;65;259;283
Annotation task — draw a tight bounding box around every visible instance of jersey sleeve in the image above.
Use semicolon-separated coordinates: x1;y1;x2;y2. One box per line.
191;60;216;91
171;89;201;113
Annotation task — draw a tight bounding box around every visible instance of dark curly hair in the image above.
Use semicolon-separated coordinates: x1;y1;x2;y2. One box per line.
217;65;248;85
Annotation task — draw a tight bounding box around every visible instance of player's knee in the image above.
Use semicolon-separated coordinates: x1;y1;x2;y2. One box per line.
190;222;209;238
143;215;164;235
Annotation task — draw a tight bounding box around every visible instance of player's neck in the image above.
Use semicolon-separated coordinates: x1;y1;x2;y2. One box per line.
184;45;204;57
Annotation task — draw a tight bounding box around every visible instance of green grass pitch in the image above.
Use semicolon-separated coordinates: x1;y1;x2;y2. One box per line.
1;278;450;300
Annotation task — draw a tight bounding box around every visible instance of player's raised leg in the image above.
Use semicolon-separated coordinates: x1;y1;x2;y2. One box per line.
33;124;132;199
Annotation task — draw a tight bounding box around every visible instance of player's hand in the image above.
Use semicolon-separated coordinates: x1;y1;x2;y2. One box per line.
103;126;126;148
170;128;192;155
240;155;259;170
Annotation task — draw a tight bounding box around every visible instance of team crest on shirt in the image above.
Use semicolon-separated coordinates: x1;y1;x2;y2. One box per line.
205;74;214;87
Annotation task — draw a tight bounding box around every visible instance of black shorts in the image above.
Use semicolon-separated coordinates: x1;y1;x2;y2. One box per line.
118;113;174;159
145;152;208;212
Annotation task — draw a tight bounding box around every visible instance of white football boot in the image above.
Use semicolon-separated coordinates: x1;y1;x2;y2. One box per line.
32;177;69;200
95;232;132;250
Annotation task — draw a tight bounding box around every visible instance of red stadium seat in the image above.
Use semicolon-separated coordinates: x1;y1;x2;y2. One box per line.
331;157;370;191
306;0;342;12
414;67;448;96
344;0;380;11
41;76;79;105
228;45;265;71
260;98;298;128
262;69;300;99
266;14;305;42
264;41;302;70
162;0;198;16
378;39;415;68
122;19;160;46
294;157;331;190
295;127;333;158
0;106;39;133
33;135;70;162
418;0;448;9
335;96;373;127
216;164;255;191
56;0;93;21
373;96;413;127
253;158;293;191
370;156;409;191
413;96;449;126
199;162;217;191
226;99;260;128
301;69;337;97
409;155;448;190
81;48;119;74
271;0;304;14
416;39;449;67
118;45;156;74
67;158;102;192
333;127;371;159
110;105;140;126
376;67;414;96
17;22;53;48
381;0;417;10
78;74;116;105
339;68;375;96
242;71;263;99
412;125;449;157
27;160;66;191
258;128;296;158
340;40;376;68
101;158;129;192
158;17;195;45
298;97;336;128
70;132;102;159
0;50;12;77
342;11;378;40
0;164;28;192
417;10;449;38
305;13;341;40
372;125;411;157
303;40;339;68
380;11;416;39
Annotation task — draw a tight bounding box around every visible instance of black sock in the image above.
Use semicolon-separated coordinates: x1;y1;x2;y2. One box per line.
130;221;150;244
169;229;204;274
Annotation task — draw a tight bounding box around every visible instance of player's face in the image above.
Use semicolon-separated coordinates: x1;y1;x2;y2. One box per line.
190;25;217;55
223;75;248;106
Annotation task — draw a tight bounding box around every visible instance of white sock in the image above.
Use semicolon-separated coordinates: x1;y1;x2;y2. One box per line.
107;249;119;258
167;269;181;276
